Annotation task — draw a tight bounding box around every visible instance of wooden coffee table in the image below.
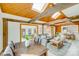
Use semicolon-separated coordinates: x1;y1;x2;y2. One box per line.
15;44;48;56
51;40;63;48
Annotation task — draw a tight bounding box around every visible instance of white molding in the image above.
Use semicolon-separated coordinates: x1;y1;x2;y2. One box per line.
49;18;69;24
0;12;31;21
49;18;79;25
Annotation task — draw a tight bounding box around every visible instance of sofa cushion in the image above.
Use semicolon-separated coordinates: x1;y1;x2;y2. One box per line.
3;45;13;56
8;42;14;51
11;41;15;49
4;53;11;56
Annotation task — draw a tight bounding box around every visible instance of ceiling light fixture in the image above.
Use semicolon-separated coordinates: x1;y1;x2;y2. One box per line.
51;12;61;19
32;3;48;13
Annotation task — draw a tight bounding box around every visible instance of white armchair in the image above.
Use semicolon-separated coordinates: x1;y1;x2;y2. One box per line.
40;35;47;47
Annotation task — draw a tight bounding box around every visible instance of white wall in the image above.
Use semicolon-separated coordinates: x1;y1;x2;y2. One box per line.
8;21;20;44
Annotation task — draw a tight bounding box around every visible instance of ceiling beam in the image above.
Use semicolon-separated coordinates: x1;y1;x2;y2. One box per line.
67;15;79;19
1;12;31;22
3;18;50;25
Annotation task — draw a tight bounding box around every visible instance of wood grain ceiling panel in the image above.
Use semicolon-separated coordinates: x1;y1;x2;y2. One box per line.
1;3;39;19
40;16;53;22
1;3;56;22
1;3;75;22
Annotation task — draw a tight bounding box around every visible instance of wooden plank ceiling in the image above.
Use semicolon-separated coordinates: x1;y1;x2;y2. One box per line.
0;3;75;22
1;3;39;19
40;16;53;22
0;3;57;22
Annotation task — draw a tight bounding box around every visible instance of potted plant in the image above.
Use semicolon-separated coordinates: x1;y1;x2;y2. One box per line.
25;34;30;48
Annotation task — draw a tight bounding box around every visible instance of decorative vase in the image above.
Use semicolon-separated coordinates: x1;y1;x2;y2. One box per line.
25;40;30;47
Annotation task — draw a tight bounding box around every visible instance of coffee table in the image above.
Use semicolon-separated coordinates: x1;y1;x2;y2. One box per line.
15;44;48;56
51;40;63;48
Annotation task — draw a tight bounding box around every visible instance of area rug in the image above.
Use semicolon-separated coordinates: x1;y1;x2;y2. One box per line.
47;42;71;56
